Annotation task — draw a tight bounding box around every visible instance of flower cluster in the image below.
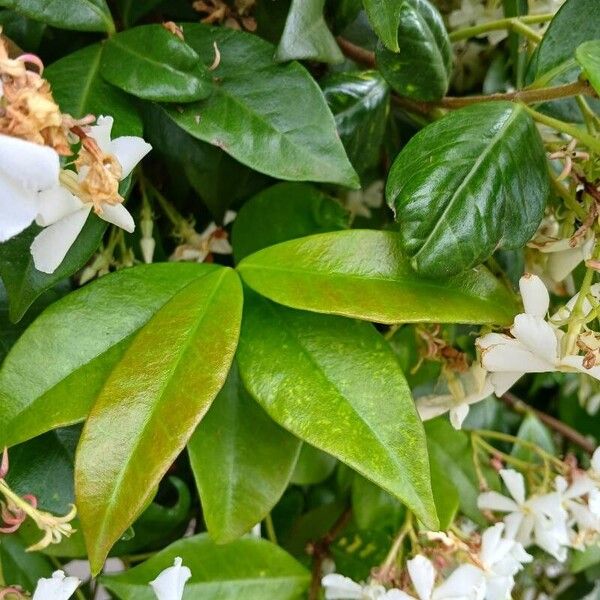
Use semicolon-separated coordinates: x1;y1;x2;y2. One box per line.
0;557;191;600
0;35;151;274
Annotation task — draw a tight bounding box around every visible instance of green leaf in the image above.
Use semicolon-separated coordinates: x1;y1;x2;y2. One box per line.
101;25;213;103
322;71;390;176
276;0;344;64
115;0;163;27
363;0;403;51
0;10;45;50
75;266;243;573
429;447;459;530
577;40;600;95
0;535;53;592
351;474;403;530
101;534;310;600
46;43;143;137
290;444;337;485
142;103;269;221
375;0;452;101
0;264;226;449
237;291;438;529
165;24;359;188
232;183;350;263
425;418;498;525
526;0;600;121
237;230;518;325
188;360;301;543
0;219;106;323
387;102;550;277
511;414;555;464
0;0;114;32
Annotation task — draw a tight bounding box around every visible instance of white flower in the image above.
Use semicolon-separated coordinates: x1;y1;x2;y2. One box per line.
448;0;505;44
31;116;152;274
476;274;600;396
478;469;570;561
149;557;191;600
0;132;60;242
475;523;532;600
32;570;80;600
344;180;383;219
392;555;486;600
321;574;406;599
416;364;493;429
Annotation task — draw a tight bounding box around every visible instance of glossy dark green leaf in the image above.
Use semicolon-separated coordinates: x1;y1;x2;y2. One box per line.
363;0;403;51
0;10;45;50
232;183;349;263
0;219;106;323
101;25;213;102
116;0;163;27
322;71;390;175
0;0;114;32
237;291;438;529
526;0;600;121
76;266;243;573
165;24;359;188
143;103;269;221
0;264;226;449
351;474;403;530
101;534;310;599
0;535;53;593
290;444;337;485
237;230;518;325
332;528;391;582
188;360;301;543
375;0;452;101
276;0;343;63
577;41;600;95
387;102;550;277
425;419;498;525
46;43;143;138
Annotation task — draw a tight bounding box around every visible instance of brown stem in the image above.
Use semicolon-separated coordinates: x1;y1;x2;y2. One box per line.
501;392;596;455
335;37;597;114
308;508;353;600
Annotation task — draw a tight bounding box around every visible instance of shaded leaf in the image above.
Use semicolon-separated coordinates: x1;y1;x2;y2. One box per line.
576;40;600;95
165;24;359;188
237;230;518;325
188;360;301;543
276;0;343;64
376;0;452;101
237;291;438;529
231;183;349;263
511;414;555;464
0;535;53;593
101;534;310;600
387;102;550;277
290;444;337;486
75;266;243;573
351;474;403;530
0;0;114;33
322;71;390;175
101;25;213;102
115;0;163;27
363;0;403;51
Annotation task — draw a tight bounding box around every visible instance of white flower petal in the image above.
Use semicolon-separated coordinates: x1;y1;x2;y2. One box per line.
547;246;585;282
32;570;80;600
561;354;600;381
149;557;192;600
0;174;38;242
592;447;600;474
210;237;233;255
100;203;135;232
450;403;470;429
477;491;519;513
407;555;436;600
0;133;60;192
500;469;526;505
30;206;91;274
484;575;515;600
519;273;549;318
503;511;526;542
384;590;416;600
481;339;551;373
36;186;84;226
88;116;114;152
416;394;454;422
510;314;558;365
489;372;523;397
321;574;363;599
110;136;152;179
432;564;485;600
480;523;505;567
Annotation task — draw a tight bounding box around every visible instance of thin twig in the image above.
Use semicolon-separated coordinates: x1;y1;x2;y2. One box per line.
335;37;597;115
308;508;352;600
501;392;596;455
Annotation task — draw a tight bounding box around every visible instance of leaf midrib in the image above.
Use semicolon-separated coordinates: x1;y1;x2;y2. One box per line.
414;105;522;262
